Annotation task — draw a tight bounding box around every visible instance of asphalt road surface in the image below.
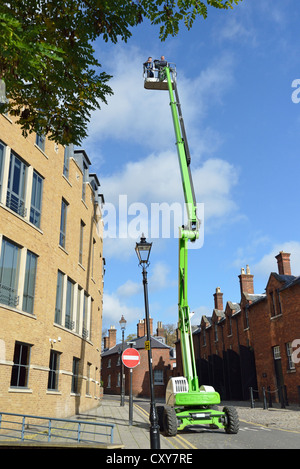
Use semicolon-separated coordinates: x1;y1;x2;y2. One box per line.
134;399;300;450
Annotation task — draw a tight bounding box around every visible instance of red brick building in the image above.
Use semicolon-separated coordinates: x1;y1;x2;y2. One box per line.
176;251;300;404
101;320;176;399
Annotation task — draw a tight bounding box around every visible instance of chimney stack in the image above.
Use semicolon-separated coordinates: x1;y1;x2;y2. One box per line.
137;319;144;338
239;265;254;296
275;251;291;276
213;287;223;311
137;318;153;337
108;325;116;349
156;321;165;337
103;336;109;350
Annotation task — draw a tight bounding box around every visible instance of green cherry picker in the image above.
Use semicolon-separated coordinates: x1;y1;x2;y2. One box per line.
143;60;239;436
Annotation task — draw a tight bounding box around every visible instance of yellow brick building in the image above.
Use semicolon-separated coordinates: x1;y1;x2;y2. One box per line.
0;112;104;418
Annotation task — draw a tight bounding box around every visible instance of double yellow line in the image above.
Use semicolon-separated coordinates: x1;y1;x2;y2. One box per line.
134;404;197;450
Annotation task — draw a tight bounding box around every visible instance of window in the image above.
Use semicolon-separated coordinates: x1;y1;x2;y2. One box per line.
6;152;27;217
65;278;74;330
22;250;37;314
10;342;31;387
107;359;111;368
48;350;60;391
71;357;80;394
91;238;96;278
79;220;85;264
30;170;43;228
270;291;277;317
0;237;20;307
154;369;164;385
82;160;88;201
76;286;82;333
54;270;64;324
286;342;296;371
273;345;281;360
86;362;91;395
227;316;232;336
244;305;249;329
202;327;206;346
59;198;68;248
63;145;73;178
214;323;218;342
277;289;283;316
54;272;91;336
82;293;89;339
0;142;4;198
36;133;45;152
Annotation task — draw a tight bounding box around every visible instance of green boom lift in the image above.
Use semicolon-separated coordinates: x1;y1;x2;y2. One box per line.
143;60;239;436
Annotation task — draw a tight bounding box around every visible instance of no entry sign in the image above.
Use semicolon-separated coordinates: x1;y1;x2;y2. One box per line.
122;348;140;369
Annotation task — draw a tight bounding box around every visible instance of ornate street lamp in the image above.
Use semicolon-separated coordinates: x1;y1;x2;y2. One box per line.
119;314;127;406
135;234;160;449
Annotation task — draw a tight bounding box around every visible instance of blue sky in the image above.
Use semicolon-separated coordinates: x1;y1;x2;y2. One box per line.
82;0;300;342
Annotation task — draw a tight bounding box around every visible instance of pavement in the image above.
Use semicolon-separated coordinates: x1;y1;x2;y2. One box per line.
0;395;299;450
70;395;191;450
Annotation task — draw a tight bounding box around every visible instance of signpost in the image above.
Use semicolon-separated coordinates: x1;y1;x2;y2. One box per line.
122;348;140;425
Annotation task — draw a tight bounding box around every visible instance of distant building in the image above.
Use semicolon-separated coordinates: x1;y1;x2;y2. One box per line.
101;320;176;399
176;251;300;404
0;111;105;418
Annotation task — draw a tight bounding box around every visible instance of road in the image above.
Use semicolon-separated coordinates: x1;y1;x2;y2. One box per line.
134;399;300;450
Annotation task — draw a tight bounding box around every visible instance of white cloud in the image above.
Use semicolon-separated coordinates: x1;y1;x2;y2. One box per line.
117;279;141;298
100;150;239;257
253;241;300;278
116;261;174;298
149;261;176;291
101;152;238;214
86;45;235;157
102;292;142;327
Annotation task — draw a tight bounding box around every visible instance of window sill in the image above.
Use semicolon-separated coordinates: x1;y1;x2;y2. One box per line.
0;202;43;234
1;114;13;124
0;303;37;319
9;387;33;393
270;314;283;321
46;390;62;395
58;244;69;255
62;174;72;187
34;143;48;159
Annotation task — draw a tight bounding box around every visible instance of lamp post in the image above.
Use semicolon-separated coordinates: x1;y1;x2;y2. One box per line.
119;314;127;406
135;234;160;450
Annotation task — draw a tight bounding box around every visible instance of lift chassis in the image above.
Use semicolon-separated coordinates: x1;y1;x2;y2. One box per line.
144;62;239;436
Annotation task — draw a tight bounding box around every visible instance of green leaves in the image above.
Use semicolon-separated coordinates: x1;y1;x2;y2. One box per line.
0;1;242;145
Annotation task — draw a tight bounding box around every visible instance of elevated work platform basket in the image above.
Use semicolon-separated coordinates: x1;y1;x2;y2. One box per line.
143;61;176;90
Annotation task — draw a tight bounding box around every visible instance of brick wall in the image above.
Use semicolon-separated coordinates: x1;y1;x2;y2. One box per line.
0;114;104;418
177;253;300;403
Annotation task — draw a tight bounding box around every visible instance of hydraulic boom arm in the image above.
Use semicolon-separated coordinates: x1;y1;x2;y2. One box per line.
164;66;200;392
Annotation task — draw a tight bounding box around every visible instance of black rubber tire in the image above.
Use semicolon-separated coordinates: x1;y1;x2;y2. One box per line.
223;406;239;434
156;405;165;431
163;405;178;436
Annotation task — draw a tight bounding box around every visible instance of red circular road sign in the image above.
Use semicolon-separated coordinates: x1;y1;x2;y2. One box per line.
122;348;140;368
